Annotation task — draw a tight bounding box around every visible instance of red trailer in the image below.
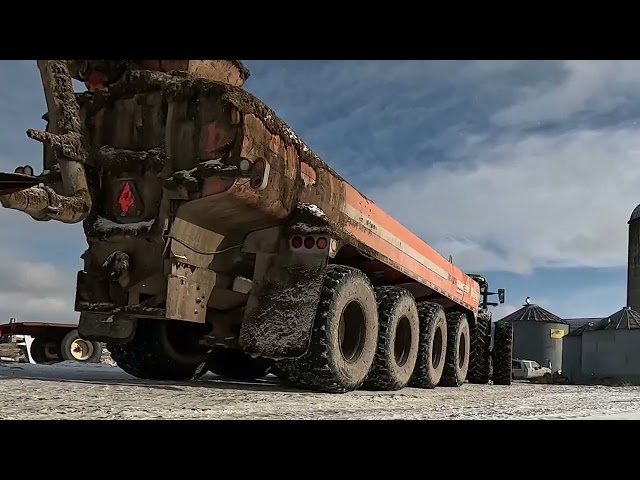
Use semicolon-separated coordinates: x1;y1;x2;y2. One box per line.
0;318;103;364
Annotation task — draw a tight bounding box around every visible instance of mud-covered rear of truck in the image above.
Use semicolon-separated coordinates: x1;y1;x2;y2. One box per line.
1;60;348;363
0;61;497;392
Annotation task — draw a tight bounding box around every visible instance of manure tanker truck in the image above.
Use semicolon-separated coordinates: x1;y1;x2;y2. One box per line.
0;60;513;392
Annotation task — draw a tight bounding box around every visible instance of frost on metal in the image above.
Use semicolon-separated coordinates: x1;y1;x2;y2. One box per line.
299;203;328;220
91;216;155;236
290;202;334;235
98;146;167;174
107;68;348;186
167;159;240;193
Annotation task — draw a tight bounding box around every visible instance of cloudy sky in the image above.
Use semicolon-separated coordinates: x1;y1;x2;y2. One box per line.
0;60;637;325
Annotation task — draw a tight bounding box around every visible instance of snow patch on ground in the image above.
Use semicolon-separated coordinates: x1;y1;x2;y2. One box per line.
2;363;640;419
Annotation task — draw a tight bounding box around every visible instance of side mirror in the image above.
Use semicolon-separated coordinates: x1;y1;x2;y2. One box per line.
498;288;505;304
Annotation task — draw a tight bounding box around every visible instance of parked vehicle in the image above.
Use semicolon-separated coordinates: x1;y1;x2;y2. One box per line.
0;318;103;364
512;358;552;380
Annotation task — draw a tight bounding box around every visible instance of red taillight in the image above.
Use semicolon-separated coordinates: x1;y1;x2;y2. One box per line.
291;236;303;248
304;236;315;249
254;158;265;171
316;237;328;249
251;176;262;188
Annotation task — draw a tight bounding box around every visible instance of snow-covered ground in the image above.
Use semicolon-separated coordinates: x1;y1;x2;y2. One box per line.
2;361;640;419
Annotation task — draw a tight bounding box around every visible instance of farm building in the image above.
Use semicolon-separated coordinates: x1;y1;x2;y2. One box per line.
628;204;640;311
564;317;603;333
496;298;569;374
562;306;640;384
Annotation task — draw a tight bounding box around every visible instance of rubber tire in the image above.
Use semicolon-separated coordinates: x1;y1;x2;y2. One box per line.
409;301;448;389
61;329;103;363
29;337;63;364
206;348;272;380
439;312;471;387
108;319;209;381
468;310;491;384
278;265;379;393
362;286;420;391
492;321;513;386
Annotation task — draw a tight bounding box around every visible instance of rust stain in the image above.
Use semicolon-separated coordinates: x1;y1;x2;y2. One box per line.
201;177;235;197
300;162;317;187
199;121;233;160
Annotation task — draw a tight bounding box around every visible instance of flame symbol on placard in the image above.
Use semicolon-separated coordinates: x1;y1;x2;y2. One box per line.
118;181;135;215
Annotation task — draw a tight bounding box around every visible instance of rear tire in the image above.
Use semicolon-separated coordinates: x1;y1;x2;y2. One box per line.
29;337;63;364
109;319;210;381
362;286;420;391
492;322;513;386
61;329;103;363
468;311;491;384
409;301;448;389
439;312;471;387
278;265;379;393
206;348;272;380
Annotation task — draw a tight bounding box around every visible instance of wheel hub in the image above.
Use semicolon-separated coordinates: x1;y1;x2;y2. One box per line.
70;339;94;361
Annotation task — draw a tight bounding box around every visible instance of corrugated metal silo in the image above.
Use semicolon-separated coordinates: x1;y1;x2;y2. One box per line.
581;307;640;383
497;298;569;373
627;205;640;310
562;321;597;382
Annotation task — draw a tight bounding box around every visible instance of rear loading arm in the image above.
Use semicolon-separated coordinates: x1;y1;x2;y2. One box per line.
0;60;92;224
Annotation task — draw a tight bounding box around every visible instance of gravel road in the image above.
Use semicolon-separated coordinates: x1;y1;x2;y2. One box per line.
2;361;640;419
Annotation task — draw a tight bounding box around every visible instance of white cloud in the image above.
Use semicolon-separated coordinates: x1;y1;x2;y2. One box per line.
0;252;77;324
368;126;640;274
492;60;640;126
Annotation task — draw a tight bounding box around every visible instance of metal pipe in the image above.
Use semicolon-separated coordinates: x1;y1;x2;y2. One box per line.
0;60;92;224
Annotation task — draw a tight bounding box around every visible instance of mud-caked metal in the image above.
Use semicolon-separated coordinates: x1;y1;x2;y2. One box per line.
0;60;510;393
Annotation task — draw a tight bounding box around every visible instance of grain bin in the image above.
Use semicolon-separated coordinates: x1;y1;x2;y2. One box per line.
581;306;640;384
562;321;597;383
628;205;640;311
497;298;569;373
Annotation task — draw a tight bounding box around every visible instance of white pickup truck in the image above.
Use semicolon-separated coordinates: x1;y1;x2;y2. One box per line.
511;359;552;380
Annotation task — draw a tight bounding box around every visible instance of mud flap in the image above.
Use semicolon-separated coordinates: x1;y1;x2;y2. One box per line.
78;312;137;344
239;203;334;359
239;259;326;359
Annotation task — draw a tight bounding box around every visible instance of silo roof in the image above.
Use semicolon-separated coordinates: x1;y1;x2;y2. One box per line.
592;306;640;331
630;204;640;223
497;300;569;325
566;321;599;337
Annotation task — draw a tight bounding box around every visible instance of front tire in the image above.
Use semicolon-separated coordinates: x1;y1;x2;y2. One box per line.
278;265;379;393
468;311;491;384
492;322;513;386
439;312;471;387
108;319;210;381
